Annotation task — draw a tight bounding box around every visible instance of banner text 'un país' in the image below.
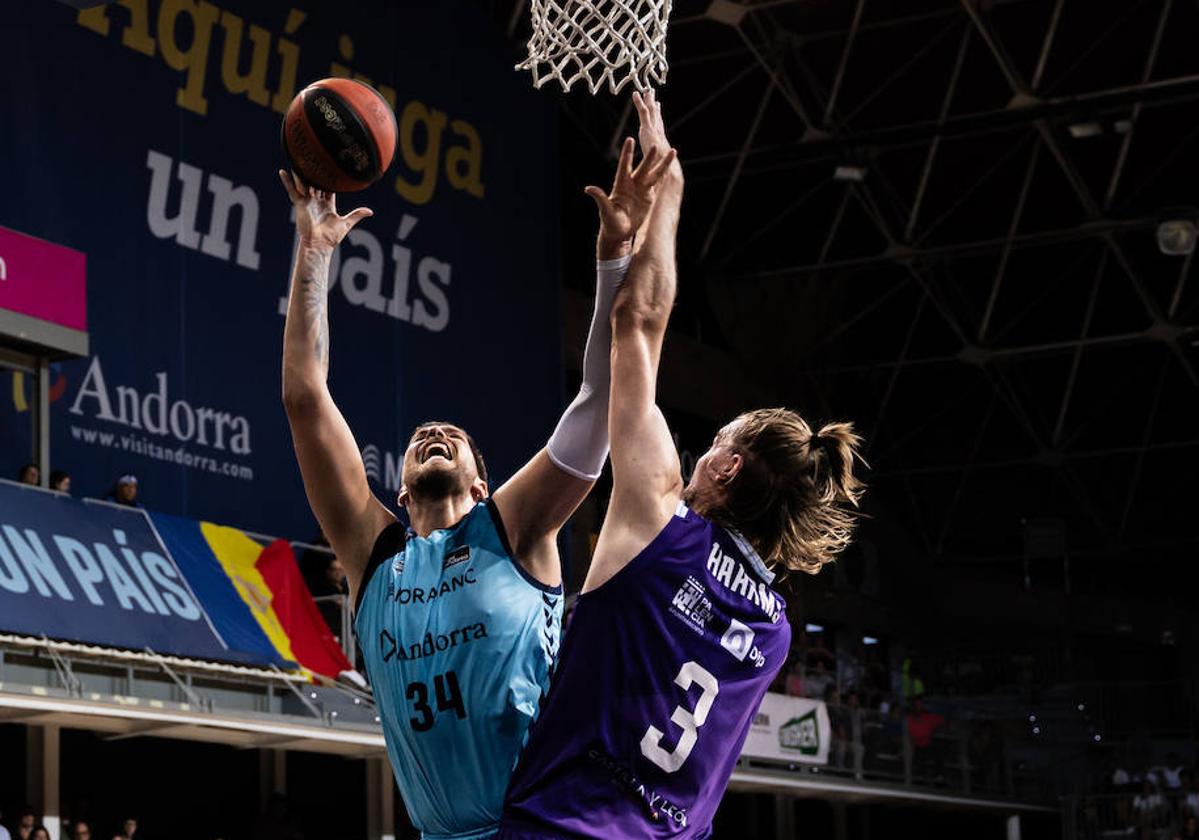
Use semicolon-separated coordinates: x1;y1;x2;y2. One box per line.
0;0;562;538
0;481;234;659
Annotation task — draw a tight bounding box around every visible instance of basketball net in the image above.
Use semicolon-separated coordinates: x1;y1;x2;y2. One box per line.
517;0;673;94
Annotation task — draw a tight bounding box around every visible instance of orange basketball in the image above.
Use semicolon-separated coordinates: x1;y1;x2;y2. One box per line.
281;78;397;193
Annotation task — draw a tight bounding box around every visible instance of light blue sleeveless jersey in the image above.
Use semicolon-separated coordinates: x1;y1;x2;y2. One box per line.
353;500;563;840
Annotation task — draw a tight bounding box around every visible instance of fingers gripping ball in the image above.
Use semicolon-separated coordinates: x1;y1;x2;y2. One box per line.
282;78;397;192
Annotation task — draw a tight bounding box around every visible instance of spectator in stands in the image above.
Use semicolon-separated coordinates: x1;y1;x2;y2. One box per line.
106;474;140;507
118;818;137;840
826;685;851;768
1180;771;1199;819
1154;752;1186;790
1133;779;1168;840
862;645;890;707
805;631;836;670
0;808;9;840
17;463;39;485
29;828;49;840
844;690;863;773
869;702;905;774
302;532;349;639
969;720;1002;793
70;820;91;840
803;659;833;700
15;809;35;840
784;659;804;697
1112;764;1135;791
901;656;926;701
907;695;946;780
50;469;71;493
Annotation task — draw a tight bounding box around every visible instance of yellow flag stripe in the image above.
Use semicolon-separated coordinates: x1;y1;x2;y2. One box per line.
199;522;300;666
12;372;28;413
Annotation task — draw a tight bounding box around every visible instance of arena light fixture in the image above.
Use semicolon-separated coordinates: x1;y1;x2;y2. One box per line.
862;636;879;646
705;0;749;26
1068;121;1103;139
1157;220;1196;255
833;165;867;182
804;623;824;633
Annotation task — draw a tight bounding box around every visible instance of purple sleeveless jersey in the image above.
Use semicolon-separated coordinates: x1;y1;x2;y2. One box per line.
498;502;791;839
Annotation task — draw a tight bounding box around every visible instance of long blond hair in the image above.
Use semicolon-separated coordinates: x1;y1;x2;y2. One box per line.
711;408;866;574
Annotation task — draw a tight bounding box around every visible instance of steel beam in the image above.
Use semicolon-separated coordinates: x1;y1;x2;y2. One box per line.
1103;0;1174;211
1030;0;1066;91
905;26;972;242
842;21;960;127
979;141;1042;342
823;0;868;126
683;72;1199;169
912;134;1032;248
1117;355;1170;539
935;394;998;554
737;25;812;127
700;77;774;259
806;325;1199;375
872;437;1199;478
1052;250;1108;445
726;215;1160;281
1167;248;1194;320
959;0;1029;94
1041;0;1155;96
865;292;927;459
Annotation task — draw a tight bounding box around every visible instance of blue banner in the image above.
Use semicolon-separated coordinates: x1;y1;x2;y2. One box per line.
0;480;291;665
0;480;227;657
0;0;562;538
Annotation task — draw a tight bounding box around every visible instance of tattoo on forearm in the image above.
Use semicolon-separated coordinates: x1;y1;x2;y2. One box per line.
303;271;329;367
293;248;332;372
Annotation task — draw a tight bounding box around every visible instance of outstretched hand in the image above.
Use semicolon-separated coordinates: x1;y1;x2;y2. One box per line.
278;170;373;251
632;89;677;177
585;137;678;247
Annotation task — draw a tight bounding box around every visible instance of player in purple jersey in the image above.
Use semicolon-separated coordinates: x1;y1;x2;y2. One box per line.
498;92;867;839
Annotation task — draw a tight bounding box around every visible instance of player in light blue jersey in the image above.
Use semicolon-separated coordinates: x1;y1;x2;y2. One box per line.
277;136;678;839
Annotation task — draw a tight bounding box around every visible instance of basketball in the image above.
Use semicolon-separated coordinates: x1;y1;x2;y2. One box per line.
281;77;397;193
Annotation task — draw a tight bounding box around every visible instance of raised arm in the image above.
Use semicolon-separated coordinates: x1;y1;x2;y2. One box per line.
278;171;394;607
492;101;677;587
586;91;686;592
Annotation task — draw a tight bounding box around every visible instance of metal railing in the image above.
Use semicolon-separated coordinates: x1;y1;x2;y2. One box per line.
241;532;358;668
756;700;1058;804
1061;792;1199;839
311;592;356;666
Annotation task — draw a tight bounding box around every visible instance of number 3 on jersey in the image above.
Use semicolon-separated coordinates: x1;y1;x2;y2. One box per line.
640;661;719;773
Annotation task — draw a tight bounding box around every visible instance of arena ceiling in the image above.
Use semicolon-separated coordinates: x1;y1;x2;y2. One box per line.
492;0;1199;594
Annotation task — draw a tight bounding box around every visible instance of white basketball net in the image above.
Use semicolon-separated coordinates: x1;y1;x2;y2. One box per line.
517;0;673;95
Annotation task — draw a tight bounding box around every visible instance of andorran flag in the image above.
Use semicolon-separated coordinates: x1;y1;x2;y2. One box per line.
150;512;353;678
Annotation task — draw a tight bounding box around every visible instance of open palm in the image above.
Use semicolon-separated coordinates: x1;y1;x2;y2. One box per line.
586;139;676;242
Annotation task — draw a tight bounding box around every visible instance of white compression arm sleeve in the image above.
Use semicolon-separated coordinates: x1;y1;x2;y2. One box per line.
546;254;632;480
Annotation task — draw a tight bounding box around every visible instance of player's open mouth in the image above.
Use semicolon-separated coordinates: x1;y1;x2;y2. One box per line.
421;441;454;463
